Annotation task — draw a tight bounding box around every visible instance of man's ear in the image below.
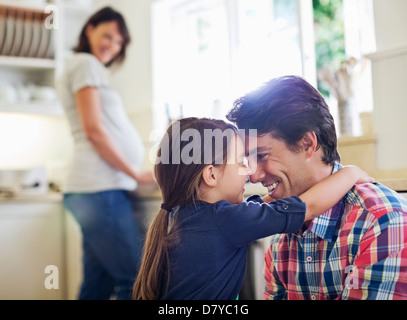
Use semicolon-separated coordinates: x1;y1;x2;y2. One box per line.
201;165;219;188
302;131;318;158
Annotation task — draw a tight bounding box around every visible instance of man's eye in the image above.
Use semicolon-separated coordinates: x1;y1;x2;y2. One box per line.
257;153;268;161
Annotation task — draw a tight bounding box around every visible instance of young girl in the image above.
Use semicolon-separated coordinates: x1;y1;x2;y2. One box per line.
133;117;374;300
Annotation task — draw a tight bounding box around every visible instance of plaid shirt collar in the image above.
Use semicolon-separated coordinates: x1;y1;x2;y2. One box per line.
298;162;345;242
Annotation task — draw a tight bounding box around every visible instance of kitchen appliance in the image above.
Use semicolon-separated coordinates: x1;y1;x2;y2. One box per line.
0;166;48;197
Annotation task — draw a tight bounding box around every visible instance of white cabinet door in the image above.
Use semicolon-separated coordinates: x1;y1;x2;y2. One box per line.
0;202;65;299
64;210;82;300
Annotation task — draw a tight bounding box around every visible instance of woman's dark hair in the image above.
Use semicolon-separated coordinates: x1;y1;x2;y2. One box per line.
226;75;340;165
73;6;130;67
133;117;237;300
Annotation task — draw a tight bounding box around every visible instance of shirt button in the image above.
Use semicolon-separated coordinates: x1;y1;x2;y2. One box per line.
306;256;312;262
282;203;288;210
311;295;317;300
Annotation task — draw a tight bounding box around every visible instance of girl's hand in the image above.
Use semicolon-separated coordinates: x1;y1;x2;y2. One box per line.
343;165;376;184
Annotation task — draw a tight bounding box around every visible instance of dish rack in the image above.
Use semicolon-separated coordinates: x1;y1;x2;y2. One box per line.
0;4;54;59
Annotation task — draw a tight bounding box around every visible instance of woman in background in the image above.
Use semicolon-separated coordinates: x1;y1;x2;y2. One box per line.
57;7;155;300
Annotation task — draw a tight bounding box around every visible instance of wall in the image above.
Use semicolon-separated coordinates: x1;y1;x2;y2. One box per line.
368;0;407;172
372;0;407;50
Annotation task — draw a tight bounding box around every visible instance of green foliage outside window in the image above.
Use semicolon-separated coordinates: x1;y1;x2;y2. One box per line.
313;0;346;97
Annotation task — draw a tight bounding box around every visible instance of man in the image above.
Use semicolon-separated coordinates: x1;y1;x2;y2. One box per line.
226;75;407;300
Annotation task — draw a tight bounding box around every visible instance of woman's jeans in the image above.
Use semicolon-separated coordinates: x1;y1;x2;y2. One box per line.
64;190;144;300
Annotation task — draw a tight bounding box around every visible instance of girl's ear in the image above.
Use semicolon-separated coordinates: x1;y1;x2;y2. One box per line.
201;165;219;188
85;24;94;38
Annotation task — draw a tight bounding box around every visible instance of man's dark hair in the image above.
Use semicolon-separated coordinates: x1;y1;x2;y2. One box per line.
226;75;340;165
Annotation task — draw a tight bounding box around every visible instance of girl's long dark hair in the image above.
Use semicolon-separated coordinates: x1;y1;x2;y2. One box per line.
74;6;130;67
132;117;237;300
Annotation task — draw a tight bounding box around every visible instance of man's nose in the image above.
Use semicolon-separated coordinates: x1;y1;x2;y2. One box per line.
248;166;265;184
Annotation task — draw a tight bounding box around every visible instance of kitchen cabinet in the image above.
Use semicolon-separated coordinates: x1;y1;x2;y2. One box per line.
0;197;65;299
64;207;82;300
0;0;92;116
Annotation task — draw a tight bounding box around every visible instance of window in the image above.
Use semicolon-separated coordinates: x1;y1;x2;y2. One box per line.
152;0;315;132
151;0;375;138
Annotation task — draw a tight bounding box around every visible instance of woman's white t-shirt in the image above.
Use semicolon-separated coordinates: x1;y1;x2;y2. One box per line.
57;53;145;193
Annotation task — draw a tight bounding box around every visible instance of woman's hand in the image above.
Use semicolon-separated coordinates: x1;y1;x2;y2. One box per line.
134;170;156;184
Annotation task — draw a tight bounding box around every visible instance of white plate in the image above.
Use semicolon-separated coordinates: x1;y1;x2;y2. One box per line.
28;11;41;57
1;8;16;56
0;8;7;54
11;10;24;56
44;28;54;59
19;11;33;57
36;13;51;58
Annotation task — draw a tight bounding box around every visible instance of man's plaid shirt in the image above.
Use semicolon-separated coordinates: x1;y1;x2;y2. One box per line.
264;163;407;300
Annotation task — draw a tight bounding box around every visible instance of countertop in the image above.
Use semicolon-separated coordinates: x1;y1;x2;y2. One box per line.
1;176;405;204
133;183;162;200
0;191;63;203
375;178;407;192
